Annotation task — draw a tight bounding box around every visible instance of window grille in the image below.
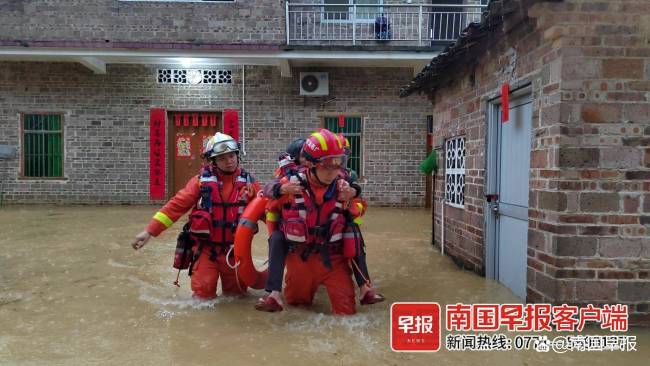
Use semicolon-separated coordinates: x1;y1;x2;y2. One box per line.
324;116;362;177
22;114;63;178
157;69;232;84
445;136;465;208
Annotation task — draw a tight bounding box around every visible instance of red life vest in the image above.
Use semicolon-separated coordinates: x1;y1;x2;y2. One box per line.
189;165;253;247
280;172;346;253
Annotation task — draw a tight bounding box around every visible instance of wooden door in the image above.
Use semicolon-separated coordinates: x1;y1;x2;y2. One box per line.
169;112;221;196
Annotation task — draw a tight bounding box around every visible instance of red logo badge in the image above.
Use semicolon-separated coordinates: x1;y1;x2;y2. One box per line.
391;302;441;352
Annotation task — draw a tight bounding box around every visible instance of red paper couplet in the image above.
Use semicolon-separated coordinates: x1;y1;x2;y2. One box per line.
149;108;166;200
501;83;510;123
223;109;240;141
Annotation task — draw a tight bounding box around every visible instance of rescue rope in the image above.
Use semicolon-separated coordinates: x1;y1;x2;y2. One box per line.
225;245;241;269
225;245;246;295
349;258;370;286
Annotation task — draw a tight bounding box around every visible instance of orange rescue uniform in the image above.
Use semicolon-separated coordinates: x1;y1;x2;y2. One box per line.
146;167;260;299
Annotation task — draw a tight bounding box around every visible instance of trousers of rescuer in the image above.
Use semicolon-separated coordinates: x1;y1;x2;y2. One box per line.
190;245;247;298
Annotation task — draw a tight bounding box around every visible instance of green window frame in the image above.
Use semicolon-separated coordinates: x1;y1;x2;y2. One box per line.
324;116;362;177
21;114;64;178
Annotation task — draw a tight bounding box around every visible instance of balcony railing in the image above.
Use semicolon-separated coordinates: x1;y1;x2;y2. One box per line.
286;3;487;47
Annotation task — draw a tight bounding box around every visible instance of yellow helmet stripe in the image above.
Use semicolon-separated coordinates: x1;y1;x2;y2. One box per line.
312;132;328;151
153;211;174;228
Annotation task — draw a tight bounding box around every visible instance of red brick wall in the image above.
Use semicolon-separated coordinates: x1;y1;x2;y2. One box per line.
428;0;650;325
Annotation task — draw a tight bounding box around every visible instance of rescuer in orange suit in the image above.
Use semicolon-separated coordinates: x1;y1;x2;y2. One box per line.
258;129;362;314
258;136;383;312
132;132;261;299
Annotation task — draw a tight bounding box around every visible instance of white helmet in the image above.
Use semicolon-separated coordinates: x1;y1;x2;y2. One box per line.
203;132;239;159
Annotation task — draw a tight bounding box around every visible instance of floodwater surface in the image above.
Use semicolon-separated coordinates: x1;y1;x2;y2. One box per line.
0;206;648;366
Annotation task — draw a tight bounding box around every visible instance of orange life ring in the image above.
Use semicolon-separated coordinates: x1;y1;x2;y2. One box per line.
233;195;269;290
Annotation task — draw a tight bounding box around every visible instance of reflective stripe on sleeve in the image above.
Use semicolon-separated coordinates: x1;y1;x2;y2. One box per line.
153;211;174;228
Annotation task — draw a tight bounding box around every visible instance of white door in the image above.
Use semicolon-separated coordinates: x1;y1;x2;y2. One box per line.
486;92;532;299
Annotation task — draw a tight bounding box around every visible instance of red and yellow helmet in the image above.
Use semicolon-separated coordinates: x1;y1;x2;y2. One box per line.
303;129;347;169
337;133;351;156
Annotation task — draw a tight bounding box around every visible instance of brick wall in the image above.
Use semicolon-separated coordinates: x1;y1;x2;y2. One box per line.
0;0;484;48
0;62;430;206
429;13;556;276
427;0;650;324
529;0;650;325
0;0;284;44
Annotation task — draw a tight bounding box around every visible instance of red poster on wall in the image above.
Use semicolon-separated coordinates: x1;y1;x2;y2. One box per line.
223;109;240;141
176;134;192;158
149;108;166;200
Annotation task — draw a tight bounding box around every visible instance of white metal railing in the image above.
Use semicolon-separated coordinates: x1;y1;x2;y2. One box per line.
286;3;487;46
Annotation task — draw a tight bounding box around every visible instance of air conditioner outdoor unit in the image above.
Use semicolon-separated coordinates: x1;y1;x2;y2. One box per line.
299;72;329;96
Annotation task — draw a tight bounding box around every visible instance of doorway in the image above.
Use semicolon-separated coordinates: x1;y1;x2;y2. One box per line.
485;88;532;299
168;111;221;196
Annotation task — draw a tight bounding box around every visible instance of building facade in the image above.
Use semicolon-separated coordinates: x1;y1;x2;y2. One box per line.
402;0;650;324
0;1;488;205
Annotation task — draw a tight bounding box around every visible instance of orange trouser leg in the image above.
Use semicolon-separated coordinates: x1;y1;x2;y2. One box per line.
217;254;248;296
190;247;219;299
285;251;356;315
284;252;318;307
322;255;356;315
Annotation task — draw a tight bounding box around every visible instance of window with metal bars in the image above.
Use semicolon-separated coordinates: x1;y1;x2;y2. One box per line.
22;114;63;178
445;136;465;208
323;116;362;177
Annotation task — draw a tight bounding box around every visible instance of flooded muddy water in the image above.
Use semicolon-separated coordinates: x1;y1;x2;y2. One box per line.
0;206;648;365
